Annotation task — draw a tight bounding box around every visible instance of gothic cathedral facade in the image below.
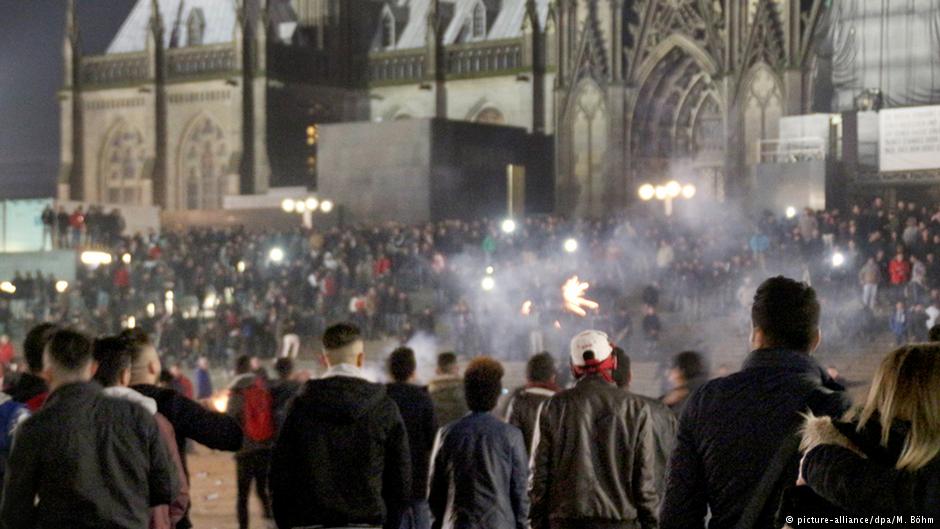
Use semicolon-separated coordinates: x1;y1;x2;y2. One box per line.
61;0;826;215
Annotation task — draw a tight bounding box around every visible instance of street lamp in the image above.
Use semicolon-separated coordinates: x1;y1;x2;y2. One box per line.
481;276;496;292
563;238;579;253
785;206;797;219
55;280;69;293
501;219;517;234
281;196;334;227
269;247;285;264
638;181;696;216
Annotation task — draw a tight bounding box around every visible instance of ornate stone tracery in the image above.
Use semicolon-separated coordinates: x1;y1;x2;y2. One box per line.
177;114;229;210
99;120;148;205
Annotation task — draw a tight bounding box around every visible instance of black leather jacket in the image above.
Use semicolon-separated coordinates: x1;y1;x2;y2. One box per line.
505;385;556;454
632;394;677;502
530;375;659;529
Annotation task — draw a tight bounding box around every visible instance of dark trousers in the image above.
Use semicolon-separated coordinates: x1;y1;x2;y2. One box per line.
237;448;273;529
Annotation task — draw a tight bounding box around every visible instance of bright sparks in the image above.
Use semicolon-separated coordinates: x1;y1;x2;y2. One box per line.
562;275;599;317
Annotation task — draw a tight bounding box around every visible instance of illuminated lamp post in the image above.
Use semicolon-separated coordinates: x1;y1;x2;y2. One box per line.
637;180;696;216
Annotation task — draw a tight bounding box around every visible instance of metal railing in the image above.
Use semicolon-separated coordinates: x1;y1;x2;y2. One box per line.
757;137;827;164
81;53;149;86
167;45;237;79
368;52;426;82
446;42;522;75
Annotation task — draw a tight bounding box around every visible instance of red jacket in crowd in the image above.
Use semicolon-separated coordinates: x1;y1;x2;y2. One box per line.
374;256;392;276
888;258;911;285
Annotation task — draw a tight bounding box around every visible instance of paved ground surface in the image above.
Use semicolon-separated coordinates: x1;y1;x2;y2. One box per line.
188;446;270;529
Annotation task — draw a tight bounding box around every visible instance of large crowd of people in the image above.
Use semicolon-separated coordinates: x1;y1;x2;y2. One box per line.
0;275;936;529
5;196;940;371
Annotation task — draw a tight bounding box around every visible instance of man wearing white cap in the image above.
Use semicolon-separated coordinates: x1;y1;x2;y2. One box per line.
529;330;659;529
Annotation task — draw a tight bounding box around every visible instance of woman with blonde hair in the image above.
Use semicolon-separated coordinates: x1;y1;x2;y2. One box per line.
798;343;940;516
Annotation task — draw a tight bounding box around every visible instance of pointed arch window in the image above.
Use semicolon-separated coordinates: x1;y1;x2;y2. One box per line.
100;121;147;205
187;8;206;47
471;2;487;39
380;9;396;49
178;116;228;210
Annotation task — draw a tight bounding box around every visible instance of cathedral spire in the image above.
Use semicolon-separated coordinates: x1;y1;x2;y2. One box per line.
149;0;164;41
65;0;80;48
63;0;81;84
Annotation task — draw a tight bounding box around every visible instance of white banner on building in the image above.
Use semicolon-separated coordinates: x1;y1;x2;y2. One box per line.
879;105;940;172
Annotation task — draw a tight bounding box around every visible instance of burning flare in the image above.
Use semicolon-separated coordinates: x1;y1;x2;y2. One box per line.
562;276;599;317
211;391;230;413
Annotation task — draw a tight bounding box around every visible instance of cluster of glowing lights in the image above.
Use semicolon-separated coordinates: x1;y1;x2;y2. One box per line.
562;275;599;317
638;181;696;201
281;197;334;214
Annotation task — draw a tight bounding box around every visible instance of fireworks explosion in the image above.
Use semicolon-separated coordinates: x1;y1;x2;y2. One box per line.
562;275;600;317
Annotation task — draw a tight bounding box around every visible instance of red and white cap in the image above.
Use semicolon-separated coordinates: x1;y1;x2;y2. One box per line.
569;330;613;367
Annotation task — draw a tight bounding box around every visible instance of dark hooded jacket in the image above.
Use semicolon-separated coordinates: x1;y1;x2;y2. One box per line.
660;348;851;529
270;375;411;529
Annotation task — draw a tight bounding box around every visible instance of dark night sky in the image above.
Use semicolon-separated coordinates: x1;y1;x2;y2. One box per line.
0;0;136;198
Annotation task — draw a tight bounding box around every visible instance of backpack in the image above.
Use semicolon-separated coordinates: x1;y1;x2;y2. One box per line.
241;377;275;443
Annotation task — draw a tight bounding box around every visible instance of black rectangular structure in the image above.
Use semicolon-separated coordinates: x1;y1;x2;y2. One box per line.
318;118;553;224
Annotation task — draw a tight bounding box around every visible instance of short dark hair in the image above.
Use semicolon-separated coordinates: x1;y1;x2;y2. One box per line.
672;351;706;381
322;323;361;350
526;352;556;384
611;347;631;389
234;354;252;375
437;351;458;372
464;356;504;412
388;347;417;383
119;327;152;347
46;329;93;372
929;324;940;343
274;357;294;379
23;322;59;373
118;328;153;364
751;276;820;351
93;336;132;387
